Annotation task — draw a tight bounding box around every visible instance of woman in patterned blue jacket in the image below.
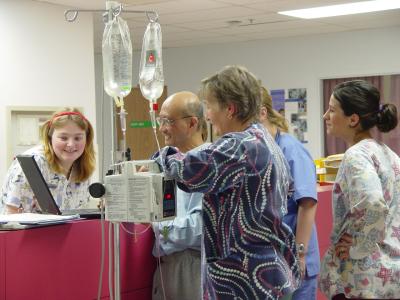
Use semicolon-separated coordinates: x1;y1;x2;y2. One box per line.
155;65;300;299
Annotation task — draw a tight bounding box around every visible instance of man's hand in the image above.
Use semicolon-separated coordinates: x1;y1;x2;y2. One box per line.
138;166;149;172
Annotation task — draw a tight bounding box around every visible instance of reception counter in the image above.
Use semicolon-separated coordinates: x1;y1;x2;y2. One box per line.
0;185;334;300
0;219;156;300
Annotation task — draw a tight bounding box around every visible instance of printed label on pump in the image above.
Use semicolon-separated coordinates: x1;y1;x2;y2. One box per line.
104;175;128;221
145;50;157;66
127;176;152;222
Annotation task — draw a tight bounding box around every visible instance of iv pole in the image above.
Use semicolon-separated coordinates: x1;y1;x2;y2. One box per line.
64;5;159;24
64;4;159;300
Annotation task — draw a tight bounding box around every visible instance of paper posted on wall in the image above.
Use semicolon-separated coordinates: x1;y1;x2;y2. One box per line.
270;88;308;143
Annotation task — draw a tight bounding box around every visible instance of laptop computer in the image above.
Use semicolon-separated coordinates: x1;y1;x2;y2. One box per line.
16;155;101;219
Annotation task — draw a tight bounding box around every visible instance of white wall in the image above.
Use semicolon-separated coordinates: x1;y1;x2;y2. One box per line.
0;0;96;183
160;26;400;159
94;26;400;171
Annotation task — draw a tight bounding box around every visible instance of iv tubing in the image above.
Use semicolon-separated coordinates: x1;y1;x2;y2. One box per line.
119;106;127;161
113;96;127;162
149;102;161;151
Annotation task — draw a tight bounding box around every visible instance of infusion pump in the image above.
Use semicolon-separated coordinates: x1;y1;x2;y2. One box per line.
104;160;176;223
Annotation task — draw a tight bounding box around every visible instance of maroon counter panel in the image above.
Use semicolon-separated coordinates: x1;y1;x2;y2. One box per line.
0;220;156;300
316;184;334;300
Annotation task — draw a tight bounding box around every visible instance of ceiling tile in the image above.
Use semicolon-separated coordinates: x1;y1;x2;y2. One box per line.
158;6;263;25
176;12;291;30
122;0;229;14
241;23;349;40
214;0;276;5
35;0;400;51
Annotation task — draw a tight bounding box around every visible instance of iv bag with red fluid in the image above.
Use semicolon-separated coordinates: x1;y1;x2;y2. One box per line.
139;21;164;103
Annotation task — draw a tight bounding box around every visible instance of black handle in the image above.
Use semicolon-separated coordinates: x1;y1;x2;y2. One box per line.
89;182;106;198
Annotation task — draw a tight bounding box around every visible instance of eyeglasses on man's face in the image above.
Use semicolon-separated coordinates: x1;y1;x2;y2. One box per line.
155;116;194;126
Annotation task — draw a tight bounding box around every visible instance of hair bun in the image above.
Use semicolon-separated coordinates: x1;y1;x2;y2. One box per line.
376;103;398;132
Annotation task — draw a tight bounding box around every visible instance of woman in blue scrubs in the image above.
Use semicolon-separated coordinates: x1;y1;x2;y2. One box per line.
260;87;319;300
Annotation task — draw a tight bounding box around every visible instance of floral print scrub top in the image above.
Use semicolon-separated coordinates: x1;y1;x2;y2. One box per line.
0;145;90;213
319;139;400;299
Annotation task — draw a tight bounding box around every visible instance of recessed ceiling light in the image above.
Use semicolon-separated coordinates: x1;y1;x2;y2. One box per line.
278;0;400;19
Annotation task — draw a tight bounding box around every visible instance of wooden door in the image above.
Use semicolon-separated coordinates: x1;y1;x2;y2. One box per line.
115;86;167;160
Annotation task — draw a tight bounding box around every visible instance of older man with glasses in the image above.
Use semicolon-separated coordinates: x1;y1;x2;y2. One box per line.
151;91;209;300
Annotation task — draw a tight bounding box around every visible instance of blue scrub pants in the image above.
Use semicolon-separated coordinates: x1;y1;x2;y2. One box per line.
292;274;317;300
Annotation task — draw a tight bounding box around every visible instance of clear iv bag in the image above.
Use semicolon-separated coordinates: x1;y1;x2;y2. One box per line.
102;16;133;99
139;21;164;102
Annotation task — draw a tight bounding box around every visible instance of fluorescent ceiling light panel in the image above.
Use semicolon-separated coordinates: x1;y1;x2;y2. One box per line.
278;0;400;19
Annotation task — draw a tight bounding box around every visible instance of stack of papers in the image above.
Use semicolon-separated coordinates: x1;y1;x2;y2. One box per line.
0;213;80;230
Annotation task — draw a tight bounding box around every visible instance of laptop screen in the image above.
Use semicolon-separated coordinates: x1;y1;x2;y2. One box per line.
16;155;61;215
